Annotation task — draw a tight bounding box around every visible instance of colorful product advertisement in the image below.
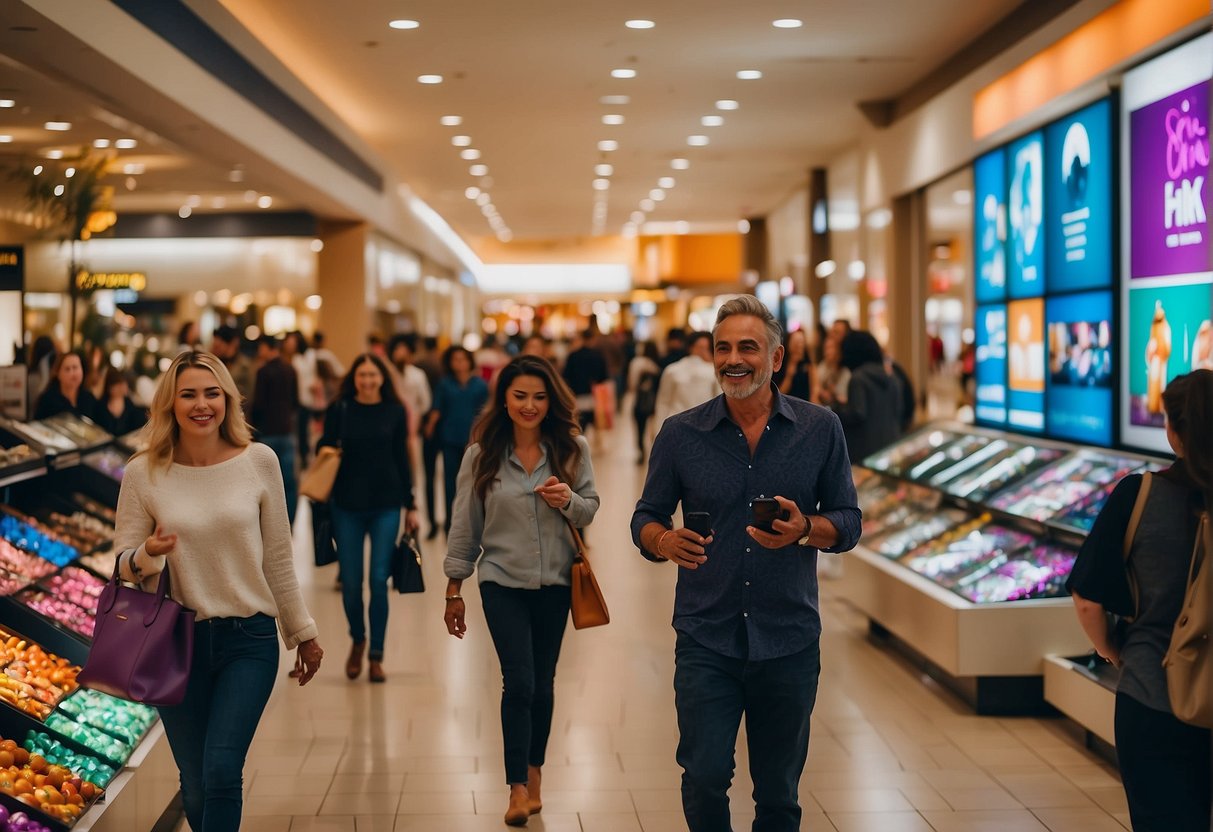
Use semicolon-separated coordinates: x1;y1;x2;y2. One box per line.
975;149;1008;303
1126;280;1213;428
1045;99;1113;292
1008;132;1045;298
1129;81;1211;279
1046;291;1113;445
1007;298;1045;431
974;304;1008;426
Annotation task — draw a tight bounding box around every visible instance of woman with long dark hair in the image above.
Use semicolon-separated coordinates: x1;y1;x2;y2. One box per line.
1069;369;1211;831
425;346;489;536
34;351;100;421
443;355;599;826
317;353;418;683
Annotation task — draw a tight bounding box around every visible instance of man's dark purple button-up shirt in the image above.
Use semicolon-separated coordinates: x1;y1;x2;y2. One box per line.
631;389;862;661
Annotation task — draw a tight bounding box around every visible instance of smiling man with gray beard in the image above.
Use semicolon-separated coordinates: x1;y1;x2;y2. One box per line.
631;294;862;832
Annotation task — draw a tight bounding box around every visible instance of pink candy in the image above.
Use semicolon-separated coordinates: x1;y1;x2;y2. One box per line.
0;540;56;580
42;567;105;613
20;591;95;637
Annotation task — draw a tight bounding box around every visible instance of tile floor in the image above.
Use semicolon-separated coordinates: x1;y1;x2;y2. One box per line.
200;423;1127;831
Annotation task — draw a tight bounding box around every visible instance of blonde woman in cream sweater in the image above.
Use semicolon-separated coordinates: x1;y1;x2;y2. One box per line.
115;350;323;832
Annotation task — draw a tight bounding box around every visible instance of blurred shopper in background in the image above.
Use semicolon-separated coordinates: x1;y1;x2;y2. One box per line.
444;355;599;826
34;350;99;421
814;330;850;406
95;367;147;436
318;353;418;684
284;331;321;468
212;326;255;411
659;328;688;371
416;337;445;539
26;335;58;410
389;333;434;455
775;328;815;401
562;329;609;433
829;330;905;463
1068;369;1211;832
628;341;661;464
426;346;489;537
251;336;300;527
177;320;202;353
654;331;719;427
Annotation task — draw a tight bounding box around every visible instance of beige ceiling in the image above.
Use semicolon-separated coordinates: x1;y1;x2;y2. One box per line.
218;0;1023;242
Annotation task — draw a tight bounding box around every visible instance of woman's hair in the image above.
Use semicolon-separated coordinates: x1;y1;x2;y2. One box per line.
470;356;581;501
1162;368;1212;502
338;353;402;405
840;331;885;370
785;329;809;361
46;351;85;393
29;335;56;369
137;350;252;471
442;345;475;374
102;366;130;396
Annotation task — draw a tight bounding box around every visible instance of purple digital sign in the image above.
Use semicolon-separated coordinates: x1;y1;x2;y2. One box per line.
1130;81;1211;279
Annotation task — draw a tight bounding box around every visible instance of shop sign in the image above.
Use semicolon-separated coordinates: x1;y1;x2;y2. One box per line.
75;271;148;292
0;247;22;292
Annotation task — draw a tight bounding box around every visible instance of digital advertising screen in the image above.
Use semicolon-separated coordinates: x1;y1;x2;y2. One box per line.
1045;99;1113;292
1008;131;1046;298
1121;34;1212;453
974;304;1008;426
1046;291;1114;445
1007;298;1045;432
975;149;1008;303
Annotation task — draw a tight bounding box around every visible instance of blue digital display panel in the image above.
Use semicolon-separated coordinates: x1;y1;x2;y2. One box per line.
1008;131;1046;298
1046;291;1114;445
1045;99;1113;292
974;304;1008;427
1007;298;1046;432
975;149;1008;303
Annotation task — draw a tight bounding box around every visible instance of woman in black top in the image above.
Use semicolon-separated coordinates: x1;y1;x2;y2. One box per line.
775;328;815;401
1068;369;1211;832
33;351;100;422
94;367;147;437
317;353;419;683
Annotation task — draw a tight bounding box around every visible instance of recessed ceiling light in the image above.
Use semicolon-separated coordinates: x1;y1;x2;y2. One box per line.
32;165;42;175
738;219;752;233
44;121;71;131
460;148;481;160
211;197;226;209
602;114;625;125
440;115;463;126
470;164;488;176
452;135;472;146
244;190;258;202
611;68;637;79
0;135;11;143
640;198;656;212
389;19;420;29
595;164;614;177
716;100;739;111
671;158;690;170
600;95;630;105
45;150;63;159
229;167;244;182
0;99;14;108
115;138;137;149
178;206;191;219
122;163;145;175
772;18;803;28
476;193;491;206
650;188;666;201
465;187;481;200
630;211;645;223
658;177;675;189
418;74;443;84
625;19;655;29
187;194;202;207
687;135;709;146
593;178;611;190
675;221;691;234
597;140;619;152
701;115;724;127
257;195;273;208
737;70;763;80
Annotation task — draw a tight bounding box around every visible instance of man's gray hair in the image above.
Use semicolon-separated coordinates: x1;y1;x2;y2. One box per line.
713;295;783;353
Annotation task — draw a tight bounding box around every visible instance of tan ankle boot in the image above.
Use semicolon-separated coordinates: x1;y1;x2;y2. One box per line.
345;641;366;680
526;765;542;814
504;784;529;826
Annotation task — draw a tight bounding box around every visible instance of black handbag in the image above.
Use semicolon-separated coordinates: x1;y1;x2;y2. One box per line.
391;531;425;593
311;500;338;567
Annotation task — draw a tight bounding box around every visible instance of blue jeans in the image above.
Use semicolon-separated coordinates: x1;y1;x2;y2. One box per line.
158;614;280;832
674;633;821;832
258;434;298;527
331;505;399;659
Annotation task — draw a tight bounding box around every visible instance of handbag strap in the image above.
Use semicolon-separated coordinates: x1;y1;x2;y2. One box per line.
562;516;589;565
1122;472;1152;620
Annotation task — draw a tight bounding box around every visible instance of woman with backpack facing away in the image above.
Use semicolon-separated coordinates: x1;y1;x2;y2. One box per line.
1068;368;1211;832
627;341;660;464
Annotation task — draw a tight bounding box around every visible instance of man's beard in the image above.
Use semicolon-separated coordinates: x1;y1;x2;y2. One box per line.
719;364;771;400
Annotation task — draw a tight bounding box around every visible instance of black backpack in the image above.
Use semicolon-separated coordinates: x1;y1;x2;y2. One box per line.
634;371;658;416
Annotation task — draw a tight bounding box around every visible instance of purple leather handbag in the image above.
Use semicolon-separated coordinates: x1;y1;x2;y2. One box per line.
78;555;196;706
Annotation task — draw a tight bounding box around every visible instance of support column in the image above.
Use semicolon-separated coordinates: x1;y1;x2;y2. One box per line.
317;221;372;366
890;192;927;397
806;168;830;318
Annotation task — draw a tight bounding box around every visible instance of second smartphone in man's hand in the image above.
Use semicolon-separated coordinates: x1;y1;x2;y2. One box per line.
685;512;712;539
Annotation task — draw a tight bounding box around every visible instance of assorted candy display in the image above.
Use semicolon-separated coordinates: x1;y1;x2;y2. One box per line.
55;690;155;749
42;716;129;768
68;497;113;526
0;805;55;832
956;544;1078;603
81;449;127;482
35;572;102;618
11;595;92;640
43;516;109;557
0;446;37;469
989;451;1147;523
0;633;80;720
0;519;77;569
0;546;53;584
4;423;73;454
37;416;109;449
24;731;115;789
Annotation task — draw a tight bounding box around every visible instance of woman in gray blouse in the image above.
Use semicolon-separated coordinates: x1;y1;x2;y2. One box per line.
443;355;599;827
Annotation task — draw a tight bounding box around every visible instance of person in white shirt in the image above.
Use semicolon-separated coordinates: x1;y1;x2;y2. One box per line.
390;334;434;463
655;331;720;426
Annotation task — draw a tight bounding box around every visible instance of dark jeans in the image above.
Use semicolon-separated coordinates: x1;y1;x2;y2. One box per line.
331;505;399;659
441;442;465;534
423;431;441;530
158;614;279;832
479;581;571;784
297;406;322;468
1115;691;1211;832
258;434;298;527
634;412;652;458
674;633;821;832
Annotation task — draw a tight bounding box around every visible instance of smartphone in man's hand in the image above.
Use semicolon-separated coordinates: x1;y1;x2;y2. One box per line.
750;498;789;533
685;512;712;539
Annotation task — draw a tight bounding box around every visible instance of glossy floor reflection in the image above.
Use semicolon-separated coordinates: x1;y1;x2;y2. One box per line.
209;422;1126;831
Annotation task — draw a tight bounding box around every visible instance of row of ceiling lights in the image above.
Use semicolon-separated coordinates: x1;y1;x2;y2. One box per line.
437;115;513;243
